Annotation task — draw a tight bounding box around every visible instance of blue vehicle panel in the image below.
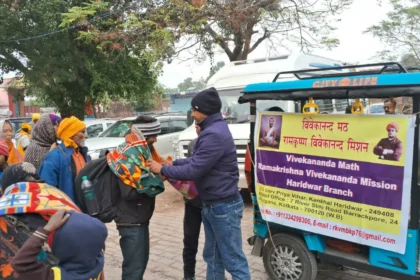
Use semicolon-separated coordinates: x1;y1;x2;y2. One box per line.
243;72;420;93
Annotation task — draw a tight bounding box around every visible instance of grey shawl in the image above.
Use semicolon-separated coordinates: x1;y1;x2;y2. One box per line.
24;115;56;171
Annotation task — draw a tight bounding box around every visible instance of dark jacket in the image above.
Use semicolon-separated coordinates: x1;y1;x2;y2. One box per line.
161;113;239;204
82;149;156;227
185;138;202;208
39;143;90;205
115;179;156;226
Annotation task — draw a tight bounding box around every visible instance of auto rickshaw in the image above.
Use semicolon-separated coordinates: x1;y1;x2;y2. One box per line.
240;62;420;280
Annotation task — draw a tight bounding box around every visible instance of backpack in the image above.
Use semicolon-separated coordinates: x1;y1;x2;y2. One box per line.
0;214;58;279
74;156;120;223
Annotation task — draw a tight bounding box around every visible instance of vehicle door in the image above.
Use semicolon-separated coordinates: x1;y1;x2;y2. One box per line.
154;119;172;158
168;118;188;158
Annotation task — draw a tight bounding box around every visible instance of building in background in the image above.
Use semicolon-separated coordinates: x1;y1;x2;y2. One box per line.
167;90;200;113
0;78;40;117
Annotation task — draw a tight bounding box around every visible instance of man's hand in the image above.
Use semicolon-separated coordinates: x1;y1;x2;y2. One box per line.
383;149;394;155
195;125;201;136
44;210;71;232
147;159;163;174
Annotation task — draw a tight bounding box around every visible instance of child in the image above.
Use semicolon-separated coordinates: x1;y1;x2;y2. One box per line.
12;209;108;280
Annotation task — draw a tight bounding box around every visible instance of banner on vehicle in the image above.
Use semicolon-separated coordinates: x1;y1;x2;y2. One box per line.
255;112;415;253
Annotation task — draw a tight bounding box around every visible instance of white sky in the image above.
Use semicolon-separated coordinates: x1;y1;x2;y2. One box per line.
160;0;391;88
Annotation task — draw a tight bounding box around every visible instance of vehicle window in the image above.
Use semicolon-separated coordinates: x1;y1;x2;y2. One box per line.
160;121;170;135
100;120;133;137
10;119;32;132
219;88;290;123
369;105;384;114
10;122;18;132
86;124;104;138
171;120;187;133
106;123;114;127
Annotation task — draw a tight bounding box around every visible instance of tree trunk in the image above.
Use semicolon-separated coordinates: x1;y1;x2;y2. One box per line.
59;104;85;121
230;50;249;61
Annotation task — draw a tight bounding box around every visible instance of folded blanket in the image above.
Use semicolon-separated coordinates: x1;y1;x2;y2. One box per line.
0;182;80;217
106;127;164;197
167;179;198;200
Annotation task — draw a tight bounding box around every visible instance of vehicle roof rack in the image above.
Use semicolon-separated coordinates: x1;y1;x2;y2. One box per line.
272;62;408;82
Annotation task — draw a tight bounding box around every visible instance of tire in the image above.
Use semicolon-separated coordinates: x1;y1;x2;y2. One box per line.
263;233;317;280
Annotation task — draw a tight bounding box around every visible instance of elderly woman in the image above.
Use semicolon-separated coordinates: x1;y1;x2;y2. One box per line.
24;114;62;172
39;116;90;204
0;120;22;164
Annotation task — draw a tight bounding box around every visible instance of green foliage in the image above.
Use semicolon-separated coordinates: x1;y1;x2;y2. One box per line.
365;0;420;63
206;61;225;82
163;60;225;93
131;83;166;112
177;77;206;91
59;0;352;62
0;0;165;119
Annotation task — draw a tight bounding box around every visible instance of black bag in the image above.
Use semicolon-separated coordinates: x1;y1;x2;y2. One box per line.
74;156;120;223
0;214;58;279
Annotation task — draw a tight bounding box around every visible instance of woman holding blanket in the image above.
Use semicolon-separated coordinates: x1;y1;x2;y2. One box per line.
39;116;89;204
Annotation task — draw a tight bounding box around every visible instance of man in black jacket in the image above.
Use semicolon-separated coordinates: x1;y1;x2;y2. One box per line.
183;126;202;280
115;115;162;280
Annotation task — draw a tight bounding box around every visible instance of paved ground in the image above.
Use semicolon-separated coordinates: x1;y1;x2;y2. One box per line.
104;186;393;280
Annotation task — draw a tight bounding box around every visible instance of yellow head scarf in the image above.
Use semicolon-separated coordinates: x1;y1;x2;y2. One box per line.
32;113;40;121
57;117;86;149
21;123;32;136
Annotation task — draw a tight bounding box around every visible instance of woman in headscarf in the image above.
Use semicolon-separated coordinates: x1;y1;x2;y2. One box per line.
24;114;62;172
0;120;22;164
39;116;90;204
0;163;81;280
17;123;32;158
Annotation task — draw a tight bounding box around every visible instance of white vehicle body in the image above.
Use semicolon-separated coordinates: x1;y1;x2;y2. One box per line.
176;52;348;190
84;119;117;138
86;114;188;160
366;102;385;115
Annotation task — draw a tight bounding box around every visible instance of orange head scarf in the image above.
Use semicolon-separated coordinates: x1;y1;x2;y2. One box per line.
57;117;86;149
386;121;400;132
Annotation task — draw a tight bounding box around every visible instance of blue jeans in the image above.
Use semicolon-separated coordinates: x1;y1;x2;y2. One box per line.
202;196;251;280
118;226;150;280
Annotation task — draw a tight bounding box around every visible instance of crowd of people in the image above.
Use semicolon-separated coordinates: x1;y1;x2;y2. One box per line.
0;90;403;280
0;87;251;280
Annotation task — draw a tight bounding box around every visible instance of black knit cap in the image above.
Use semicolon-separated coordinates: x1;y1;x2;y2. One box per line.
191;87;222;116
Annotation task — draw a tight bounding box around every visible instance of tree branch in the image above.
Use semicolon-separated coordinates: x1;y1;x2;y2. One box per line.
206;25;233;60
